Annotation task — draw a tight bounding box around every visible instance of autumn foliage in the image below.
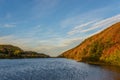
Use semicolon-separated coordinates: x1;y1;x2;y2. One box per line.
60;22;120;66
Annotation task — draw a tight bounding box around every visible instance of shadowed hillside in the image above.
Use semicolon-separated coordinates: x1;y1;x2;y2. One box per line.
0;45;50;58
60;22;120;66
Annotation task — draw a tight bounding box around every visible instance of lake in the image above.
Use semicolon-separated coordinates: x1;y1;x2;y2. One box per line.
0;58;120;80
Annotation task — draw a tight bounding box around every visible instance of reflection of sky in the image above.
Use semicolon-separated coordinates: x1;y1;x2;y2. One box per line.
0;0;120;56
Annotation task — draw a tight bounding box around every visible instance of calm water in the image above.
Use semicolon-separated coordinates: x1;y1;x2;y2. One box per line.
0;58;120;80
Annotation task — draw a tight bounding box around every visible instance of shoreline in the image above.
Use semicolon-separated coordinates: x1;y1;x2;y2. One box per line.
77;60;120;67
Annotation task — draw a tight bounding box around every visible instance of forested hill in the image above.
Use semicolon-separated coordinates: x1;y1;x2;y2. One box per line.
60;22;120;66
0;45;50;58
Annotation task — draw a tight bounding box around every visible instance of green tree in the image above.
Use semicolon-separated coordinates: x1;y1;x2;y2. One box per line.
89;41;104;61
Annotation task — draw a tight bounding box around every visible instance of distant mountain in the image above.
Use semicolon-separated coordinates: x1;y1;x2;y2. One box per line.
60;22;120;66
0;45;50;58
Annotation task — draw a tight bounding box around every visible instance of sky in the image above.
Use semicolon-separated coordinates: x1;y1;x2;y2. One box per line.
0;0;120;56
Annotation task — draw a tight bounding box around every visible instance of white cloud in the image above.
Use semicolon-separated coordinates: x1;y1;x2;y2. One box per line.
87;14;120;32
60;2;120;29
0;23;16;28
60;6;108;28
68;20;97;35
4;24;16;28
73;21;96;30
68;14;120;35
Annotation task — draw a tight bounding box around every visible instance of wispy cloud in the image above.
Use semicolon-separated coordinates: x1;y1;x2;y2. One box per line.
0;23;16;28
60;2;120;28
60;8;104;28
68;20;97;35
68;14;120;35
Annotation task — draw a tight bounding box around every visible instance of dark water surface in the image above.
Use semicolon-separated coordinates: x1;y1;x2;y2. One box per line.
0;58;120;80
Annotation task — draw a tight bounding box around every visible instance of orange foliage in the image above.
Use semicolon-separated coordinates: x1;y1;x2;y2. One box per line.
60;22;120;65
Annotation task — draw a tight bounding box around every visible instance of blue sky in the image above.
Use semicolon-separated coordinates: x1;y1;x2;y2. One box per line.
0;0;120;56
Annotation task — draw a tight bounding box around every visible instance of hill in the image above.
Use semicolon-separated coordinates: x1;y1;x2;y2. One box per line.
0;45;50;58
60;22;120;66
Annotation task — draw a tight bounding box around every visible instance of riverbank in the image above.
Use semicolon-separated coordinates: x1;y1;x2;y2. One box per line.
77;61;120;67
0;54;50;59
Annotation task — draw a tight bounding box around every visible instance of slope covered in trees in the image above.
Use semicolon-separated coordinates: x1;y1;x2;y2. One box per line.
60;22;120;66
0;45;50;58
